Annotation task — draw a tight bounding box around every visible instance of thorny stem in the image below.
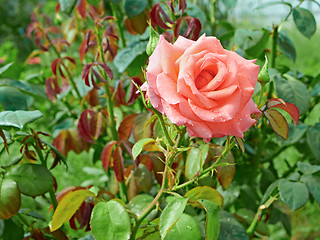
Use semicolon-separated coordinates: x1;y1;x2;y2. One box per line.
172;140;237;191
110;2;126;48
247;193;279;238
45;34;82;102
268;24;279;100
153;109;174;146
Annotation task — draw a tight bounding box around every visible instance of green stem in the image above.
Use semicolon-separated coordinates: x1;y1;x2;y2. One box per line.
119;181;128;203
130;165;168;240
268;24;278;99
153;109;174;146
176;126;186;148
247;194;279;238
16;212;31;229
172;140;237;191
110;2;126;48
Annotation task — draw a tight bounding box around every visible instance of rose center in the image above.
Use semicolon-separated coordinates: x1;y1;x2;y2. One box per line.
195;70;215;89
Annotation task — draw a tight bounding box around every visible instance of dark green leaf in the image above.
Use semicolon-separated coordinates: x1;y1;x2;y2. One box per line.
311;82;320;97
0;178;21;219
160;197;188;239
134;164;153;192
277;31;296;61
279;179;309;211
218;211;248;240
90;201;131;240
301;174;320;204
0;87;33;111
124;0;148;18
7;163;54;197
165;213;202;240
114;40;148;73
273;73;310;114
59;0;77;15
297;161;320;175
0;110;42;130
2;218;24;240
306;123;320;161
199;199;220;240
293;7;317;38
260;180;279;204
87;0;100;6
0;79;46;98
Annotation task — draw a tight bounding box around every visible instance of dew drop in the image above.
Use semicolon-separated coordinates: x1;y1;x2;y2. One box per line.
186;226;192;230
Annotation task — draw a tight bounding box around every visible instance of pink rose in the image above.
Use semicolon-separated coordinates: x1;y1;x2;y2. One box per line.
144;35;260;142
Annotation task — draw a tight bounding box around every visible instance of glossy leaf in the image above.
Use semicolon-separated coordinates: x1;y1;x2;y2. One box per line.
215;147;235;190
146;26;160;56
90;201;131;240
199;199;220;240
0;110;42;130
134;164;152;192
264;108;289;140
306;123;320;161
185;145;208;180
293;7;316;38
0;87;33;111
7;163;54;197
0;78;46;98
132;138;154;160
185;186;223;208
160;197;188;239
301;175;320;204
279;179;309;211
0;178;21;219
218;211;248;240
267;101;300;126
127;194;154;218
51;189;95;231
165;213;202;240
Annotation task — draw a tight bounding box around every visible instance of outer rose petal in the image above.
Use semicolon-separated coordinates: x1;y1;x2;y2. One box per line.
146;34;260;141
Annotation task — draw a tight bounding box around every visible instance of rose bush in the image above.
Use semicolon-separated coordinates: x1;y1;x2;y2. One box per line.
144;34;260;141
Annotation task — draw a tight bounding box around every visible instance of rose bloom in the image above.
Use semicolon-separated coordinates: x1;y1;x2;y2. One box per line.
143;34;260;142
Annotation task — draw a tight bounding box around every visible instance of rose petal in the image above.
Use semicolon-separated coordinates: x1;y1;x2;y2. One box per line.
202;85;237;100
156;72;184;104
162;100;189;125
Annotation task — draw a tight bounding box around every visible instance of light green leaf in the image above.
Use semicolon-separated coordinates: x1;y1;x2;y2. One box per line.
160;197;188;239
199;199;220;240
0;178;21;219
0;110;42;130
91;201;131;240
132;138;154;159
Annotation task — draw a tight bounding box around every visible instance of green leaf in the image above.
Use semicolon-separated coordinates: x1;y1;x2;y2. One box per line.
221;0;237;9
279;179;309;211
0;79;46;98
218;211;248;240
133;164;153;192
185;145;208;180
0;110;42;130
185;186;223;208
293;7;317;38
297;161;320;175
132;138;154;159
114;40;148;73
165;213;202;240
277;31;296;62
2;218;24;240
91;201;131;240
124;0;148;18
301;175;320;204
51;189;95;231
146;26;159;56
127;194;154;217
260;180;280;204
273;73;310;115
59;0;77;15
0;178;21;219
7;163;54;197
160;197;188;239
0;87;33;111
306;123;320;161
0;63;13;75
199;199;220;240
87;0;100;6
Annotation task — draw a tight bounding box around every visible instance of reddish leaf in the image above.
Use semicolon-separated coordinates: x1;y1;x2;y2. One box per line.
235;137;245;154
137;154;153;171
63;56;76;65
85;88;100;107
266;98;286;107
113;146;125;182
167;169;175;190
151;152;165;184
91;68;107;84
53;130;69;156
118;114;138;140
51;59;60;76
269;103;300;126
133;112;152;142
45;77;61;102
77;0;87;19
89;112;105;140
127;77;143;105
0;178;21;219
150;4;171;30
79;39;86;62
158;6;174;24
101;141;117;171
68;128;90;154
134;164;153;192
97;62;113;80
78;109;95;143
174;17;182;38
264;108;289;140
179;0;187;13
